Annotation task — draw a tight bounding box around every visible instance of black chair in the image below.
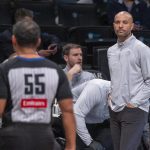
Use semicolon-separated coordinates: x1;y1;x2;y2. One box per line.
15;1;56;26
0;2;13;25
57;3;100;27
68;26;115;44
133;30;150;46
92;47;110;80
0;25;12;33
40;25;68;42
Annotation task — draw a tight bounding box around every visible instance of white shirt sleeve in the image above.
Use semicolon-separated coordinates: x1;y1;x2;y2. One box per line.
74;83;100;145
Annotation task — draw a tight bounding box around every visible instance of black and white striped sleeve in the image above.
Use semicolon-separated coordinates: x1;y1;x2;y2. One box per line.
0;65;8;99
56;68;72;101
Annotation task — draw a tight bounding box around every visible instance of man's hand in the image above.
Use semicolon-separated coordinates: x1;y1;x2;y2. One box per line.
88;141;105;150
38;49;53;57
67;64;82;81
48;44;57;55
126;103;136;108
38;44;57;57
69;64;81;75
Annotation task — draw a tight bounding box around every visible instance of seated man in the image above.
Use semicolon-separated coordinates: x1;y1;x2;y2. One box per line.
73;79;113;150
63;43;95;89
52;43;95;141
0;8;61;63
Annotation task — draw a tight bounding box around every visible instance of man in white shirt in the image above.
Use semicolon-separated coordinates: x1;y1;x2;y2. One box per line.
107;11;150;150
73;79;113;150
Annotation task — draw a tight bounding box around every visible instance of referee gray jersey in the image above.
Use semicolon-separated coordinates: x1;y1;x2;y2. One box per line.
0;56;72;124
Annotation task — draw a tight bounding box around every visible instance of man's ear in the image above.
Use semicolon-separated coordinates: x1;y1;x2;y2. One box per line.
131;23;134;31
36;38;41;48
64;55;68;62
12;35;17;45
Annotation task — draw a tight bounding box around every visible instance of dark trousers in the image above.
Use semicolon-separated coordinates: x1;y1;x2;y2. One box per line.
109;107;148;150
76;120;114;150
0;122;61;150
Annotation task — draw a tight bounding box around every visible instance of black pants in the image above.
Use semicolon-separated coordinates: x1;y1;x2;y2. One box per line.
0;122;61;150
76;120;114;150
109;107;148;150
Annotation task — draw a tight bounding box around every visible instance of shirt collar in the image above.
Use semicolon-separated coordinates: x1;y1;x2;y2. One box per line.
118;0;140;5
117;34;136;47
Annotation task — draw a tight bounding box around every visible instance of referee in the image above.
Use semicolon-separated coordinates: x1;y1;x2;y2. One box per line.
0;19;76;150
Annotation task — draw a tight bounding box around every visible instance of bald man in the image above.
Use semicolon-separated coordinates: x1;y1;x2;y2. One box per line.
107;11;150;150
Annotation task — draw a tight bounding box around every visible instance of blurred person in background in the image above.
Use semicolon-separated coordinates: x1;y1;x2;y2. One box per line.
0;8;62;64
107;0;150;30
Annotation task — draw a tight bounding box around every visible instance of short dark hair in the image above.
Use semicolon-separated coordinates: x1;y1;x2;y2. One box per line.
62;43;82;56
13;19;40;48
15;8;34;22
